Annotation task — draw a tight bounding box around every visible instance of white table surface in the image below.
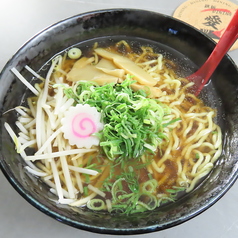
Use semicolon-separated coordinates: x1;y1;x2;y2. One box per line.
0;0;238;237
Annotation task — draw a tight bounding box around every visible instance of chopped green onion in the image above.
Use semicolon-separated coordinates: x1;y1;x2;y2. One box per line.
166;186;186;199
141;179;158;193
111;178;126;201
83;186;88;196
158;196;175;206
84;174;90;183
137;193;157;210
68;47;82;59
87;199;106;211
148;173;153;180
195;153;200;159
162;118;181;128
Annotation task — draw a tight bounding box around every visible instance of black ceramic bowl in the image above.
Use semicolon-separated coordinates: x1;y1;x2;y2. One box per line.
0;9;238;235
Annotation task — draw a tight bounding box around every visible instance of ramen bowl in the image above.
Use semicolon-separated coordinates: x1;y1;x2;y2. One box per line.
0;9;238;235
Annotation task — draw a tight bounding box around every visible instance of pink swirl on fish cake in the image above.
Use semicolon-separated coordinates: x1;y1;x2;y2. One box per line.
72;113;97;138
